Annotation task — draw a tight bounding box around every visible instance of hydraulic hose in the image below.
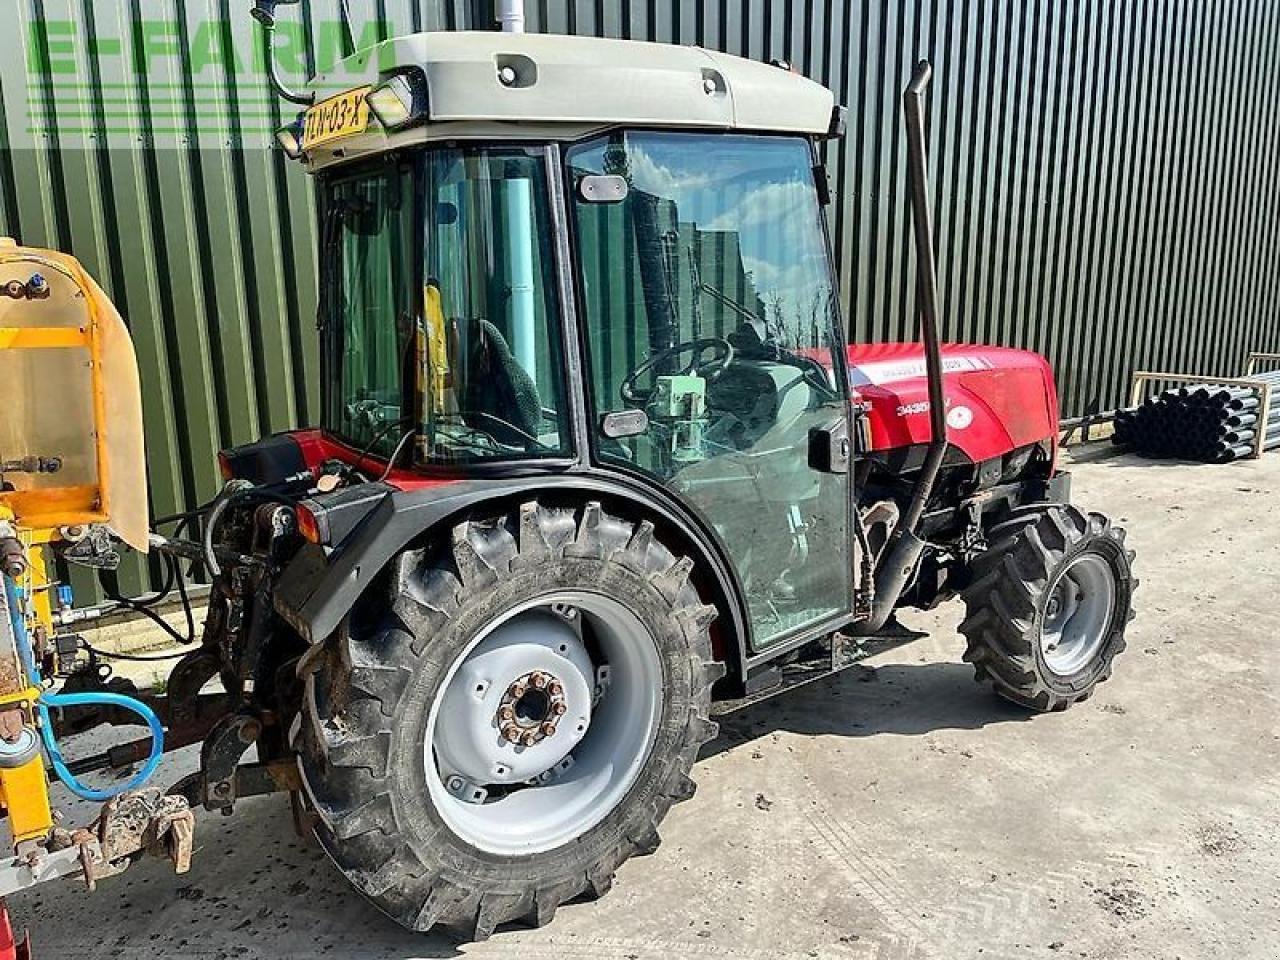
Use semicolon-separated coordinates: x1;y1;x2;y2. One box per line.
35;693;164;802
3;572;164;802
202;479;254;578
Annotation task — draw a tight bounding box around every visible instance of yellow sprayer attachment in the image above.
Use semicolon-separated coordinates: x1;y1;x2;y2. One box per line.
0;238;148;552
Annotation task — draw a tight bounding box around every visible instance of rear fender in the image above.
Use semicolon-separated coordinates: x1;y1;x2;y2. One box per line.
272;476;750;686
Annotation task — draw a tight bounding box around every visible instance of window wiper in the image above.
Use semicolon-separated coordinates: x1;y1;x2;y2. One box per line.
697;281;767;328
688;248;766;328
693;254;838;400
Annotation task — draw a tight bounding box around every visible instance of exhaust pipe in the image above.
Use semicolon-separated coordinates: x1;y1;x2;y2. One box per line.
497;0;526;32
854;60;947;636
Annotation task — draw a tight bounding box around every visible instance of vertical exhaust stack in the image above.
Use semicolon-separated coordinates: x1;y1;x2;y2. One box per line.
898;60;950;533
497;0;526;33
496;0;535;375
854;60;950;635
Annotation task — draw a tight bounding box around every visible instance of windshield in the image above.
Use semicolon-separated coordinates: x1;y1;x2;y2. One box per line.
321;147;571;466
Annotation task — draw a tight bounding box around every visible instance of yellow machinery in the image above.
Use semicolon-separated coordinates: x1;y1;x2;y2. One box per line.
0;237;148;849
0;235;151;831
0;238;149;548
0;239;189;957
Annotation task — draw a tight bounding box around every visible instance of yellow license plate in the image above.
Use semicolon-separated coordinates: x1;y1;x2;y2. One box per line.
302;86;371;150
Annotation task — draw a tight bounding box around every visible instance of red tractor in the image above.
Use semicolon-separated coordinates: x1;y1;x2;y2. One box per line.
9;12;1136;946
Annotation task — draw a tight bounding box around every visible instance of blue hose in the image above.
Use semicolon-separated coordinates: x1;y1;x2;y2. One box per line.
3;572;164;802
3;573;37;686
36;693;165;802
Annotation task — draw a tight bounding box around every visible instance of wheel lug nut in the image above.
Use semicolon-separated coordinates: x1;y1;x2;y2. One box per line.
540;721;556;737
503;726;522;743
498;707;515;722
522;732;538;747
549;682;563;696
553;702;567;716
530;673;547;690
510;683;526;698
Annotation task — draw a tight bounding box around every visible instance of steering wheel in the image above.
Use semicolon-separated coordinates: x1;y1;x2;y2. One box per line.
620;337;735;404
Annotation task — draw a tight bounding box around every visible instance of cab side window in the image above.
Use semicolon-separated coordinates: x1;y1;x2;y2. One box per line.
569;132;851;647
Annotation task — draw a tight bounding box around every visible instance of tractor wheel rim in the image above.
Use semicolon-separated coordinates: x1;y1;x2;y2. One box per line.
1040;553;1116;675
425;591;662;856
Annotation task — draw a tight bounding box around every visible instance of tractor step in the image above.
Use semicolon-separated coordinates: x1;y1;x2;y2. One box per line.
712;632;915;716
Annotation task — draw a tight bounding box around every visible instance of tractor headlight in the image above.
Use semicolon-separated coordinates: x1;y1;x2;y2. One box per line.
367;71;428;131
274;116;305;159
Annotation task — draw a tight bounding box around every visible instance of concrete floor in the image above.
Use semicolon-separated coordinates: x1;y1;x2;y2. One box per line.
10;448;1280;959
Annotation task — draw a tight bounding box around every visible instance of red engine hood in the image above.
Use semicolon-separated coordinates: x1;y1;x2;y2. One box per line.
847;343;1059;463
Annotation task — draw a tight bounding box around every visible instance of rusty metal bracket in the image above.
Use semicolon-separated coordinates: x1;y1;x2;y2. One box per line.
0;843;103;898
199;713;263;811
55;789;196;884
170;757;300;812
0;789;194;898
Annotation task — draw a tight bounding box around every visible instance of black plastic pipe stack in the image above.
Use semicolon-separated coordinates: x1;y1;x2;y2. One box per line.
1114;369;1280;462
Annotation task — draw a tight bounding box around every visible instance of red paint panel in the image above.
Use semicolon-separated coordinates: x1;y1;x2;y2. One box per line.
281;430;459;492
845;343;1059;463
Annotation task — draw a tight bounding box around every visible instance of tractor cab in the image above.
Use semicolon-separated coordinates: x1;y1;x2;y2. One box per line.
289;32;855;649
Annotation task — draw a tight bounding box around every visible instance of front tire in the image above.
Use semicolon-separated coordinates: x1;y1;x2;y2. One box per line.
297;500;722;940
958;503;1136;711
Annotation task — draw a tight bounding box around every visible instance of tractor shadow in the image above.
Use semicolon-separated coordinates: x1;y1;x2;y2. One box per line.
702;659;1032;761
1061;439;1130;464
1067;444;1220;470
16;661;1027;960
9;745;466;960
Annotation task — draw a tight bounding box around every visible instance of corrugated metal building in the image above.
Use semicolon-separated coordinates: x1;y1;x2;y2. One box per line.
3;0;1280;569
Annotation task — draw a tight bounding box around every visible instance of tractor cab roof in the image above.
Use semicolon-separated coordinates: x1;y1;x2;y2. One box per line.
302;31;837;171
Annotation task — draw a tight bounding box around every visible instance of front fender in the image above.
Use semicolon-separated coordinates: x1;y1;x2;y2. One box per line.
271;475;750;682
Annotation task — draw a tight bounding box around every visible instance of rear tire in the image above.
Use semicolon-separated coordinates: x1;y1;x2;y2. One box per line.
297;500;722;940
958;503;1136;711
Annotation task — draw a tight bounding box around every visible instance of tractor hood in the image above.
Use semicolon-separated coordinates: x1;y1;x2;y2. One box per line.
847;343;1059;463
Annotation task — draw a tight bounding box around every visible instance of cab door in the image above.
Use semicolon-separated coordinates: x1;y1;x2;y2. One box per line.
567;131;852;650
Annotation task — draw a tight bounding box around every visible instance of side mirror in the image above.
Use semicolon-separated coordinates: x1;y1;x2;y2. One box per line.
249;0;300;28
601;409;649;439
808;418;850;474
250;0;314;105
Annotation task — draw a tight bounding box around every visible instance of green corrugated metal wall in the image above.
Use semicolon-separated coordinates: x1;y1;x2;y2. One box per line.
3;0;1280;550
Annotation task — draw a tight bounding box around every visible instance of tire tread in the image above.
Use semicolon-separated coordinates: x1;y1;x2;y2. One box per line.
299;499;722;940
958;503;1135;712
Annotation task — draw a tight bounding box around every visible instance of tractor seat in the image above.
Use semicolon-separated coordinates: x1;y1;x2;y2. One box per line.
461;319;542;447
